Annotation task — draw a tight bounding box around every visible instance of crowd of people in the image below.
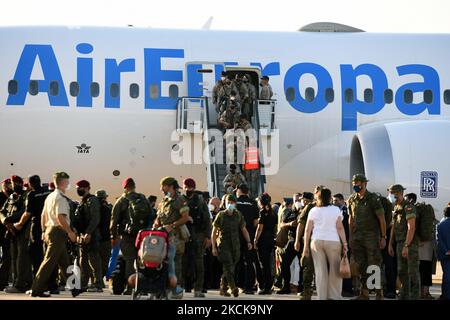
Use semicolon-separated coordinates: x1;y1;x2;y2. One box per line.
0;171;449;300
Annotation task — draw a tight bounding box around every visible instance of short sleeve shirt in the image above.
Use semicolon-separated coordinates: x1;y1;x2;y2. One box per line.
43;189;71;228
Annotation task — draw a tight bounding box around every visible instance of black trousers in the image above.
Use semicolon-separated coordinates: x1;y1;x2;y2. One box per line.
236;246;263;290
204;248;222;289
280;240;301;290
382;243;397;294
419;260;433;287
257;241;274;291
0;236;11;288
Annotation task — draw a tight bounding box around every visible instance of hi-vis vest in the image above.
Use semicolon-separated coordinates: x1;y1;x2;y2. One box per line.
244;147;259;170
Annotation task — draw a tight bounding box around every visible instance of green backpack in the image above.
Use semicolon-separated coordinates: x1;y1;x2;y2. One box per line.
415;202;436;241
125;193;151;236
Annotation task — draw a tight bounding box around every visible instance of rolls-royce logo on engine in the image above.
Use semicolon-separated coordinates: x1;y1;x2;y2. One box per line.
76;143;91;154
420;171;438;198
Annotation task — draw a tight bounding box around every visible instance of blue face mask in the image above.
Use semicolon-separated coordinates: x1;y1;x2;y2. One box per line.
226;204;235;211
353;185;362;193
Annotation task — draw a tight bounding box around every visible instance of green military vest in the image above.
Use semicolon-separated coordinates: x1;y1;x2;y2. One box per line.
348;190;384;240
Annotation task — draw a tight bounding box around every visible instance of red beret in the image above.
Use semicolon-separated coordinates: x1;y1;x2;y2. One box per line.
11;175;23;184
1;178;11;184
75;180;90;188
122;178;135;189
49;182;55;189
183;178;196;189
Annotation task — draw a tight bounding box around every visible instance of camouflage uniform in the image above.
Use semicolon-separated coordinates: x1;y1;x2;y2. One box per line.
212;80;225;112
348;190;384;296
223;172;247;192
156;192;189;287
217;82;239;113
236;80;250;118
0;191;32;291
392;198;420;300
213;208;245;291
297;203;316;299
259;84;273;100
75;195;103;290
219;109;240;129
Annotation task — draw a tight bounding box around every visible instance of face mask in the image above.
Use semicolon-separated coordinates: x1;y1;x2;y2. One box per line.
66;184;71;191
208;204;215;212
353;185;362;193
295;201;303;210
5;189;13;196
77;189;85;197
221;77;226;81
13;185;23;193
388;194;397;204
230;170;236;174
165;191;171;198
226;204;235;211
186;190;194;198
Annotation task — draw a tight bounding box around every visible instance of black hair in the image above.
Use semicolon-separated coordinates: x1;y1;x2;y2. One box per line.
333;193;344;201
444;207;450;218
404;193;417;204
148;195;157;203
317;188;332;207
237;184;249;194
28;175;41;189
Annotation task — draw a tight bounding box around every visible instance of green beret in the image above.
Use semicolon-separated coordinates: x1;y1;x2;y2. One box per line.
160;176;177;186
95;190;108;198
226;194;237;202
352;173;368;183
387;184;406;193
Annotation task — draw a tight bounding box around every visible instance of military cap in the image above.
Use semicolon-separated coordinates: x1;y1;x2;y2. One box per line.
11;175;23;184
302;192;314;201
229;164;237;170
283;197;293;206
183;178;196;189
221;71;227;76
96;190;108;198
1;178;11;184
122;177;135;189
226;194;237;202
160;176;177;186
352;173;368;183
387;184;406;193
76;180;90;188
54;172;70;180
261;75;269;80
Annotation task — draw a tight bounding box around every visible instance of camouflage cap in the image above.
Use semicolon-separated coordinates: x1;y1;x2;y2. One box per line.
160;176;178;186
352;173;368;183
387;184;406;193
226;194;237;203
96;190;108;198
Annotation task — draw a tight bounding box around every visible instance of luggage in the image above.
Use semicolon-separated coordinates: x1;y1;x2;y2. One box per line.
135;229;168;268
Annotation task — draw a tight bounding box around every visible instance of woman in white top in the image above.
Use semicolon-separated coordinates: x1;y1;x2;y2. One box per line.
302;188;348;300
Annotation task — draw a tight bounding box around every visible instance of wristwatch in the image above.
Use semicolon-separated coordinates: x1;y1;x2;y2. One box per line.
404;243;409;248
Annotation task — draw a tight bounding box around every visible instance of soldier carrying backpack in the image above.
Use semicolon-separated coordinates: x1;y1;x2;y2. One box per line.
110;178;152;295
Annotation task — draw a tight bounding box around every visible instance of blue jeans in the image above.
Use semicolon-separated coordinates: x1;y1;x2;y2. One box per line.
442;259;450;300
168;241;183;295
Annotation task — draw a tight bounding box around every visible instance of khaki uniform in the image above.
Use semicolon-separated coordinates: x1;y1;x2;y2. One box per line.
213;209;245;290
348;191;385;293
75;195;103;290
259;84;273;100
32;190;71;292
156;192;189;287
392;200;420;300
0;191;32;291
297;203;316;297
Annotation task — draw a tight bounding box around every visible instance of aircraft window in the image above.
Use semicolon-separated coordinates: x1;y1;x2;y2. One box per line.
8;80;18;95
70;82;79;97
130;83;139;98
404;89;413;104
169;84;179;99
344;88;354;103
444;90;450;105
110;83;119;98
150;84;159;99
424;90;433;104
384;89;393;104
90;82;100;97
49;81;59;96
305;87;315;102
325;88;334;103
364;88;373;103
29;81;39;96
285;87;295;102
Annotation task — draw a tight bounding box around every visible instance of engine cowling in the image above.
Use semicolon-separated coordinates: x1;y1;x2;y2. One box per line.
350;120;450;217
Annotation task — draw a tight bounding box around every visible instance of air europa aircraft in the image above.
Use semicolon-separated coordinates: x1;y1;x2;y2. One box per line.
0;23;449;216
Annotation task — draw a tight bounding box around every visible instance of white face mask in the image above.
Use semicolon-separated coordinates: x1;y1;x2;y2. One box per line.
221;77;226;81
295;201;303;210
208;204;215;212
66;183;71;191
388;194;397;204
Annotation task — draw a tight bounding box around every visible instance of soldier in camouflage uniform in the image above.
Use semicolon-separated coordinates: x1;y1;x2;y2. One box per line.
213;72;227;113
245;74;257;119
74;180;103;292
388;184;420;300
211;194;252;297
153;176;190;299
218;100;240;130
217;78;239;113
294;189;320;300
348;174;387;300
259;76;273;100
223;164;247;193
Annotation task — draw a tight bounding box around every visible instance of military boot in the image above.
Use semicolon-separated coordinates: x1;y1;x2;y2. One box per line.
375;289;384;300
353;288;370;300
300;288;312;300
219;279;231;297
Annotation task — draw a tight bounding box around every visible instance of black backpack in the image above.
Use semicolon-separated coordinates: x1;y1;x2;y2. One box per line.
72;195;95;234
376;193;393;227
125;193;151;236
98;202;112;241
